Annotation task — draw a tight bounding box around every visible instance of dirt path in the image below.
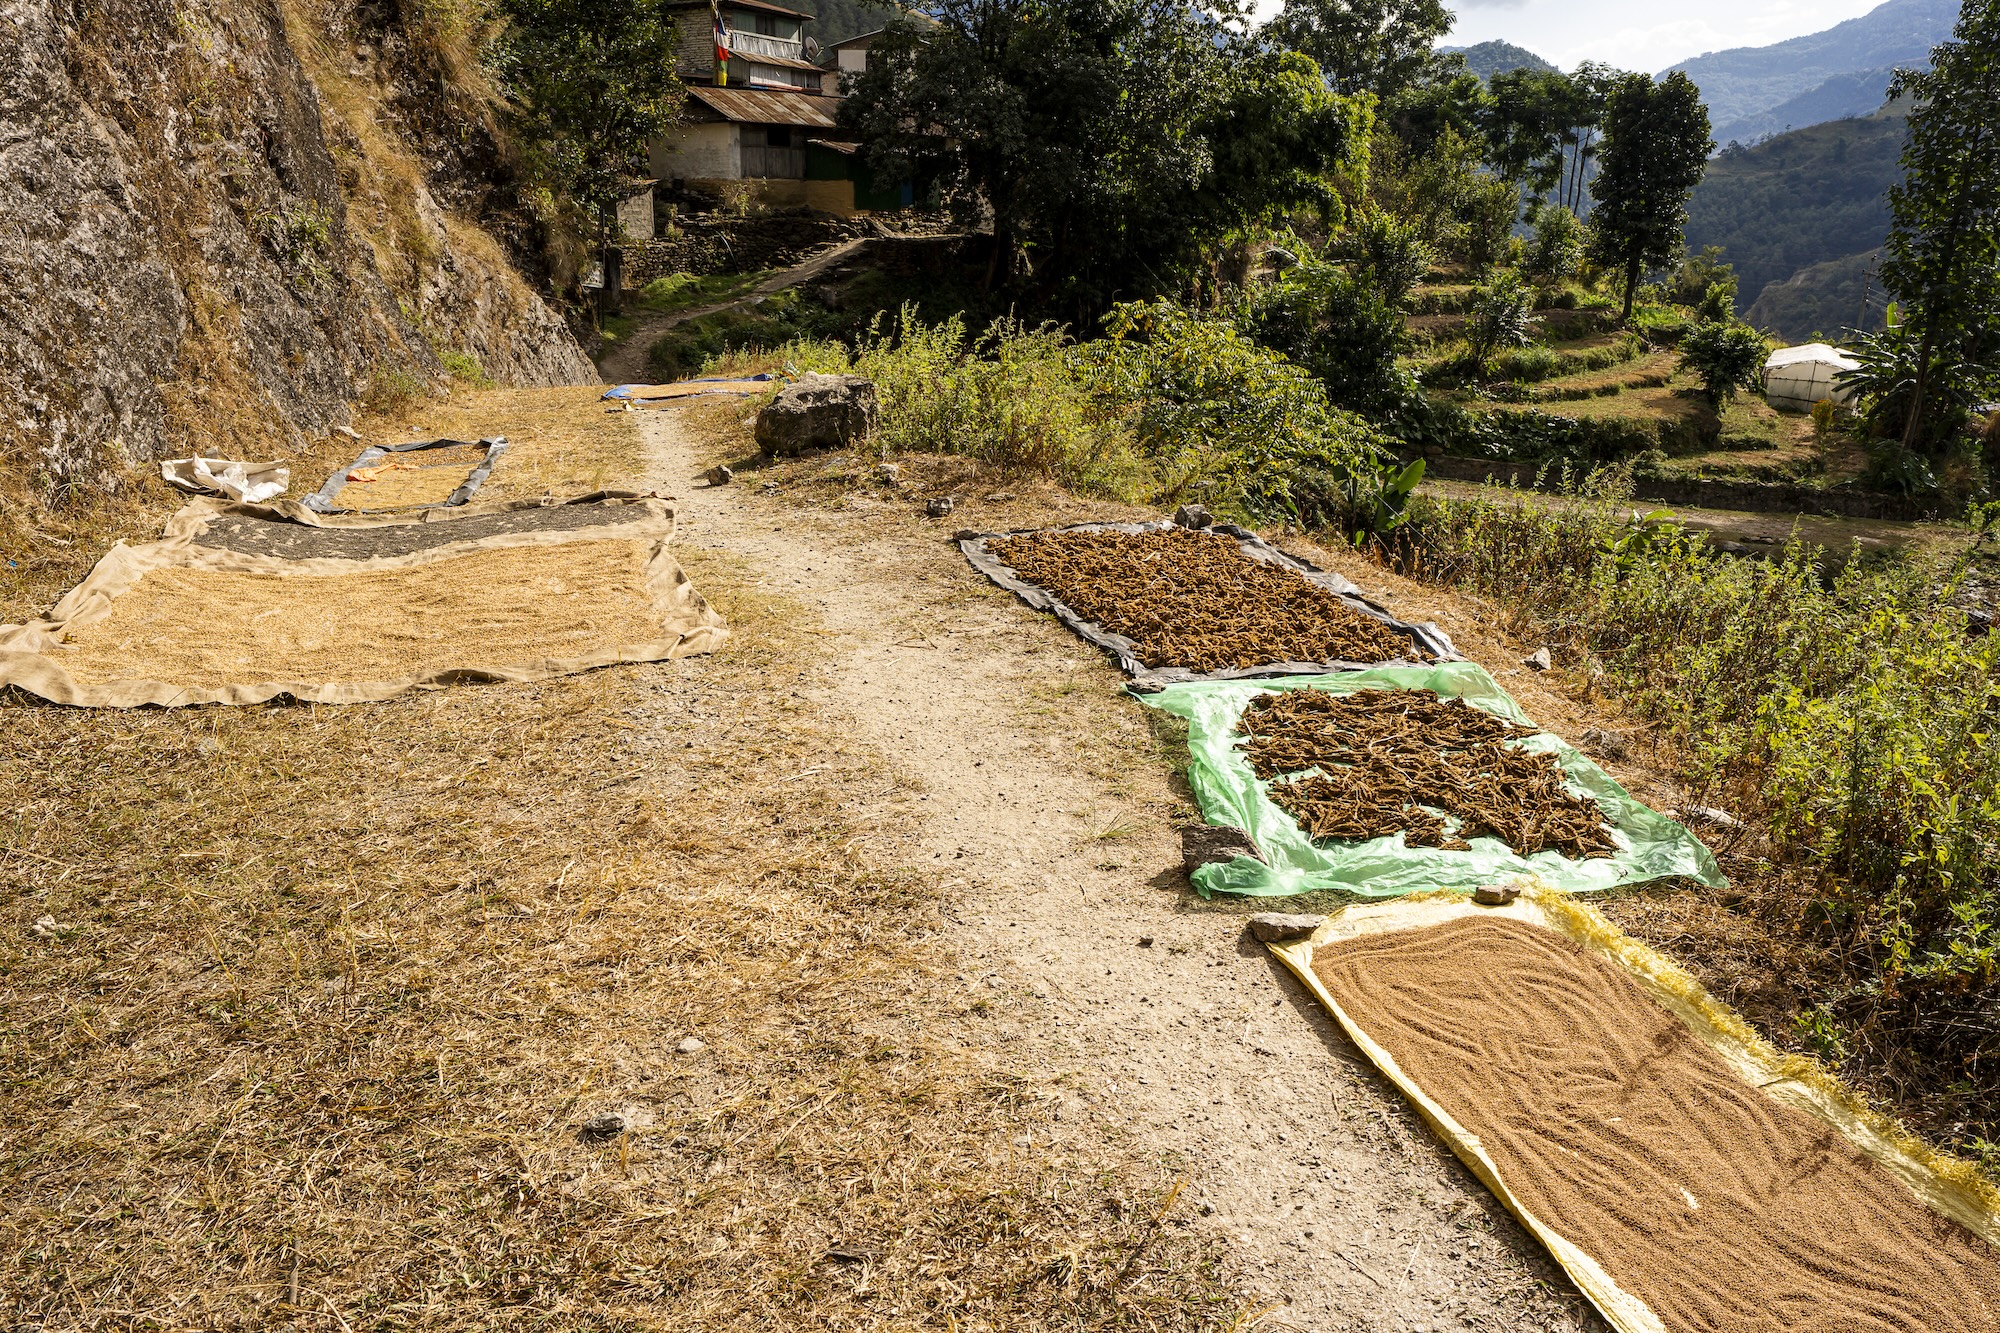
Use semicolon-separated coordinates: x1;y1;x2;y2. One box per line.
596;238;871;385
639;407;1608;1333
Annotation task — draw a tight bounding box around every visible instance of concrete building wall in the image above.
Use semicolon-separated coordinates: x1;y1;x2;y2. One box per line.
651;122;739;181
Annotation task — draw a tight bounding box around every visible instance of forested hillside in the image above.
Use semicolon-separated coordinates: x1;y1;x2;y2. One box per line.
1663;0;1954;129
1744;247;1886;339
801;0;908;45
1683;111;1905;332
1441;40;1558;82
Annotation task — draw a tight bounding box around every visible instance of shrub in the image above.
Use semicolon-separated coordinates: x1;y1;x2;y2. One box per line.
1677;320;1767;405
1336;207;1432;307
769;306;1137;493
1465;272;1538;365
1524;206;1585;285
1232;259;1411;418
1089;298;1394;524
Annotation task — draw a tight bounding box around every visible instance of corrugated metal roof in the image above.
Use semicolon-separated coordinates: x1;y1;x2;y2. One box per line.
666;0;812;17
736;50;825;72
687;86;842;129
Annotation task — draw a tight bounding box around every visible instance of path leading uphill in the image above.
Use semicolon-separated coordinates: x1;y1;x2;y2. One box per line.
595;238;871;386
639;405;1613;1333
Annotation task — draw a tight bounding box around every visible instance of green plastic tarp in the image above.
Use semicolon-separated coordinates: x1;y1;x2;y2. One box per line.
1138;663;1727;899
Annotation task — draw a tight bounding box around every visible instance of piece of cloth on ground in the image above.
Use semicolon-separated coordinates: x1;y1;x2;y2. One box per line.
0;495;726;707
304;437;508;513
1137;663;1724;897
159;457;290;504
1265;894;2000;1333
960;517;1457;684
602;375;779;402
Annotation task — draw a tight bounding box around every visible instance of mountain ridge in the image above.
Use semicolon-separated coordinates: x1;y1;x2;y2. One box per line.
1661;0;1955;130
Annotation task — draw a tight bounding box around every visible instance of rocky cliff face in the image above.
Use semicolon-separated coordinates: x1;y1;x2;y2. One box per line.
0;0;594;498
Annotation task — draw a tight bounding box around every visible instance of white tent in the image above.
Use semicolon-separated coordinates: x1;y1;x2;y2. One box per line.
1764;343;1861;412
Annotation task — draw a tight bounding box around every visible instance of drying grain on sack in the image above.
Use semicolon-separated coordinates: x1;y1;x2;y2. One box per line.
55;540;665;689
1239;687;1617;859
987;525;1422;671
1312;915;2000;1333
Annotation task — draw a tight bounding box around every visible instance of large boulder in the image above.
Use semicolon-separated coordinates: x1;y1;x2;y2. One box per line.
754;373;879;456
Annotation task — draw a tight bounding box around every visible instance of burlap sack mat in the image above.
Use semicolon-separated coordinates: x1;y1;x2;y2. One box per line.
0;494;727;708
1264;890;2000;1333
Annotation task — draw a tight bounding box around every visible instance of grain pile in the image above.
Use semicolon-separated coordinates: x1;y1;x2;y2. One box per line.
987;526;1419;671
59;540;664;688
1239;688;1616;859
1312;916;2000;1333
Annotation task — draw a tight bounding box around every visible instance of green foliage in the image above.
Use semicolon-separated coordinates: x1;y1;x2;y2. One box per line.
1391;485;2000;1004
437;350;493;388
1839;320;1991;455
840;3;1369;317
495;0;683;294
1589;71;1714;318
1336;206;1433;307
1087;299;1394;523
1459;175;1522;276
1878;0;2000;451
774;307;1139;492
1267;0;1452;98
1525;205;1585;284
1677;319;1767;405
1232;257;1411;418
1465;270;1538;363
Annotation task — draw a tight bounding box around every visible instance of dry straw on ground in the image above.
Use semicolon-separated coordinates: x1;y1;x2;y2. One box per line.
989;526;1420;671
0;402;1242;1331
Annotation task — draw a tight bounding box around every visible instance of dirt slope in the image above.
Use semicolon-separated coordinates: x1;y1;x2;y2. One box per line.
640;403;1612;1332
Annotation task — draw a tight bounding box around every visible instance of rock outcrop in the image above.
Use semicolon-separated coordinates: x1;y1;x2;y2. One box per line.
754;373;879;456
0;0;594;497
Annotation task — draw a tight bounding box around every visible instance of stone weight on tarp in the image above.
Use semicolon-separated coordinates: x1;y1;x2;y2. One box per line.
754;373;879;456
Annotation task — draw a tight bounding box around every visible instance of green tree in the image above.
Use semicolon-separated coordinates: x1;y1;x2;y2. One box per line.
1483;68;1574;194
1677;320;1766;405
1588;71;1713;320
496;0;684;317
1878;0;2000;452
1268;0;1454;98
1380;63;1490;157
1337;206;1432;306
841;1;1367;315
1555;62;1622;214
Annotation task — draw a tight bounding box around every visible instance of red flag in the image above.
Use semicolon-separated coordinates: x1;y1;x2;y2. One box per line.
712;0;730;84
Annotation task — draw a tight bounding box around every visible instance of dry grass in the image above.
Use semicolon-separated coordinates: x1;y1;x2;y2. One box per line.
0;396;1245;1330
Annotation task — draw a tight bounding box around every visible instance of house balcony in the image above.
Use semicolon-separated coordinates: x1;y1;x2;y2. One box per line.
724;30;803;62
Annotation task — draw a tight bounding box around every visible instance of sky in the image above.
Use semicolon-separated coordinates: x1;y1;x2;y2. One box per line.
1434;0;1886;72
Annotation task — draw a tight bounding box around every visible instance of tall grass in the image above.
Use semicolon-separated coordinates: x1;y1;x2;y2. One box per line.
1388;481;2000;1041
763;303;1390;521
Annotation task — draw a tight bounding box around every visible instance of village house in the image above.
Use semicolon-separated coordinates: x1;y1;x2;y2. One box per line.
648;0;905;216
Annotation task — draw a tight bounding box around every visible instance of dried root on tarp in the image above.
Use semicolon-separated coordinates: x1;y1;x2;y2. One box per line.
1237;688;1617;860
987;526;1421;672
